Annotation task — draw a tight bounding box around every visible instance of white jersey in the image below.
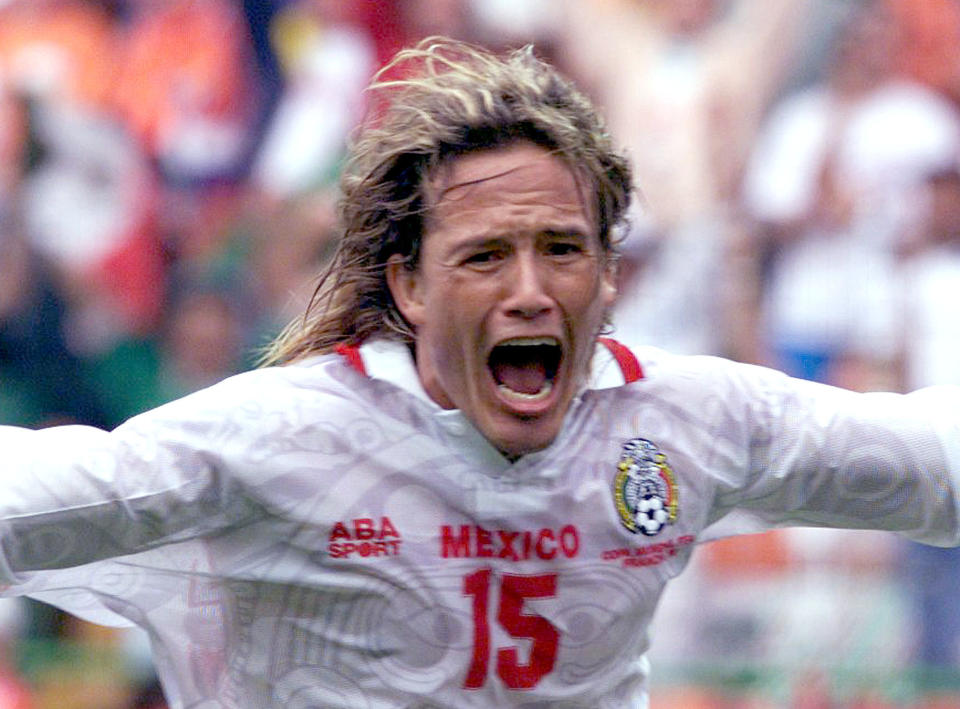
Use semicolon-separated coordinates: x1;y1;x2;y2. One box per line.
2;339;959;708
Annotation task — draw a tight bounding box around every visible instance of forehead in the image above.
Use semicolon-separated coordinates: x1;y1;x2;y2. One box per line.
426;142;597;235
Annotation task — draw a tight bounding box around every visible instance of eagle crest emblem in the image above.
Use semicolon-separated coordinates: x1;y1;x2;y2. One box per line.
613;438;678;536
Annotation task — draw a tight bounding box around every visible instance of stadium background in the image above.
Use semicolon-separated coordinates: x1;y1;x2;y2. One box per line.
2;0;960;706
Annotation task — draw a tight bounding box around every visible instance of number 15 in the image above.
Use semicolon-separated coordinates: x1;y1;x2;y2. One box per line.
462;569;560;690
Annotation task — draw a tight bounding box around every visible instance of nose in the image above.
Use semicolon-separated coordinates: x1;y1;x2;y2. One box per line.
503;251;554;319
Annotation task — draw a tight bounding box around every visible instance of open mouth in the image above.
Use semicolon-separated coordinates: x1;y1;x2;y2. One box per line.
488;337;562;402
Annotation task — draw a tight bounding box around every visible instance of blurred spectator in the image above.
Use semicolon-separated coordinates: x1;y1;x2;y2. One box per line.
898;164;960;391
0;227;108;428
0;0;117;114
744;0;960;238
0;0;166;352
250;0;377;200
610;214;727;355
158;284;247;399
249;0;512;202
84;178;261;425
19;101;163;348
81;277;250;430
741;0;960;389
560;0;812;230
751;153;902;388
558;0;813;358
244;190;340;348
319;0;405;68
112;0;258;186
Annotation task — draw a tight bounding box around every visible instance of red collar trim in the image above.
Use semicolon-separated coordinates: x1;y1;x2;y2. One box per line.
597;337;644;383
336;338;643;384
334;343;366;375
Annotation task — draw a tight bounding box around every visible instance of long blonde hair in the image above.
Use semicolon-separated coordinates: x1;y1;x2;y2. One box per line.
262;37;633;365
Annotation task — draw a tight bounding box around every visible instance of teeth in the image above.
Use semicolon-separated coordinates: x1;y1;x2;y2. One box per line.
498;381;553;401
497;337;560;347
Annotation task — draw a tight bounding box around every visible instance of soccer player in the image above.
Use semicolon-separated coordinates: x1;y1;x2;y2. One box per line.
3;38;960;708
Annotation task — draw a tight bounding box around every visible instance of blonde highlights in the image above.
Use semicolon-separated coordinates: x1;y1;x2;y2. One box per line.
262;37;632;365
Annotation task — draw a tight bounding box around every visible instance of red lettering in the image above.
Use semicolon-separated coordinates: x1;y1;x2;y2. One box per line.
625;554;661;567
328;539;403;559
602;536;696;568
476;527;494;558
354;518;376;540
559;525;579;558
380;516;400;539
440;525;581;561
534;529;556;560
441;525;471;558
330;521;351;541
497;574;559;688
463;568;492;688
464;571;560;689
498;531;520;561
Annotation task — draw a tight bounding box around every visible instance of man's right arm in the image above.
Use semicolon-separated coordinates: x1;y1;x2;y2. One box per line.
0;388;263;581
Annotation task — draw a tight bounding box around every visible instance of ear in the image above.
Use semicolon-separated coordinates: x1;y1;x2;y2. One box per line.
386;255;426;327
600;257;618;310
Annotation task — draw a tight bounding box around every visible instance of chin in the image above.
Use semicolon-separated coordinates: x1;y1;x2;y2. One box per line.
490;420;560;461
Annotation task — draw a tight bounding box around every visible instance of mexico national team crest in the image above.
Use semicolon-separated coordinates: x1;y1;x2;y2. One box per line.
613;438;678;536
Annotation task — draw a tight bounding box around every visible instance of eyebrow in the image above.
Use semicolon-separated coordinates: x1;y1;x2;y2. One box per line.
456;227;591;243
540;228;591;240
446;229;595;259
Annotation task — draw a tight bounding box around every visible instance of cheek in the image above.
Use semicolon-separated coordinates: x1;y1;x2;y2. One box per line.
432;272;492;324
568;268;611;316
428;293;491;380
421;291;474;360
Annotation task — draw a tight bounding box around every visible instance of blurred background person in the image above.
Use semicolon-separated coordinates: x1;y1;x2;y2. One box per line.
742;0;960;391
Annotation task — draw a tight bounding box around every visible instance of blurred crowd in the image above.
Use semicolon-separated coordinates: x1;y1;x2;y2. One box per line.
2;0;960;706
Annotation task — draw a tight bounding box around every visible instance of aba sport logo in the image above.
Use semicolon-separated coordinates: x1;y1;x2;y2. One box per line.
613;438;678;536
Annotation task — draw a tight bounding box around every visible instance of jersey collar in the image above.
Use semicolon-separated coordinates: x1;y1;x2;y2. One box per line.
337;337;642;403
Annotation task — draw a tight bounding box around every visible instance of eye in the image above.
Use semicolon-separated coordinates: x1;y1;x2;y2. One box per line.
546;241;585;258
462;249;504;267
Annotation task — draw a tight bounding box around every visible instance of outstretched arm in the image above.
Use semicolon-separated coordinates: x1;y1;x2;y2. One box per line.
0;383;263;581
682;357;960;545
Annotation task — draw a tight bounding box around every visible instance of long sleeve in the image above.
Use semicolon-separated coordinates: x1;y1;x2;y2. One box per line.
0;377;266;581
697;360;960;545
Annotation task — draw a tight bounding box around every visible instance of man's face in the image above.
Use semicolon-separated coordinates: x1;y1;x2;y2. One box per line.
387;142;617;458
